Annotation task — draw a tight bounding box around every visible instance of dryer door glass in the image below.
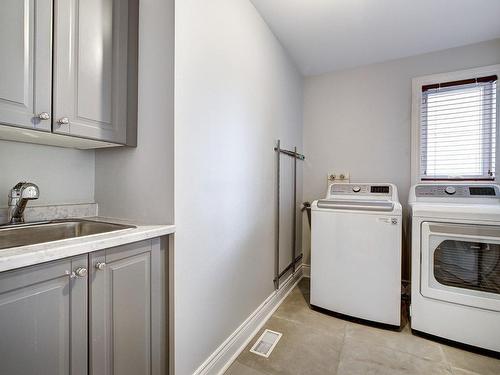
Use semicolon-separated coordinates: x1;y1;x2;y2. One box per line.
434;239;500;295
421;222;500;311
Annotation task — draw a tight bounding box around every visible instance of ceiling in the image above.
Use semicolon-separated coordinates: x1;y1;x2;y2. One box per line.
250;0;500;76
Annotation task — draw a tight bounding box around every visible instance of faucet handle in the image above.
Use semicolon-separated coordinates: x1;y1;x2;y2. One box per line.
9;182;25;198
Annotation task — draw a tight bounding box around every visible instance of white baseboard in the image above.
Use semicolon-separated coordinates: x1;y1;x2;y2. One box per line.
302;264;310;278
193;265;304;375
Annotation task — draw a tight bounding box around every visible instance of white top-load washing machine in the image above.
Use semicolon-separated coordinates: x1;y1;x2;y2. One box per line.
409;184;500;352
311;183;402;327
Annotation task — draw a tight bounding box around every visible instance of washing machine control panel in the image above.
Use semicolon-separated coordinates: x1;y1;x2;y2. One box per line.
330;184;392;196
415;185;500;198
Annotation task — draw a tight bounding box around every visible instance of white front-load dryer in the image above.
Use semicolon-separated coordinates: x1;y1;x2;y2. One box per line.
409;184;500;352
311;183;402;327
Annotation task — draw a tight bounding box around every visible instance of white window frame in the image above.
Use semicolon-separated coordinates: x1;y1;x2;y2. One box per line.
411;64;500;184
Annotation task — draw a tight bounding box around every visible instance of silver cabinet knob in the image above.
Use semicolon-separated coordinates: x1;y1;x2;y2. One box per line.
58;117;69;125
38;112;50;120
95;262;107;271
74;267;88;278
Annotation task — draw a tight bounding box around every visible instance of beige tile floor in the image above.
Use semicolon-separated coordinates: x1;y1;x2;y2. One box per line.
225;278;500;375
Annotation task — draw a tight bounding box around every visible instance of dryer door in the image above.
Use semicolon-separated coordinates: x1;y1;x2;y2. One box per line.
421;222;500;311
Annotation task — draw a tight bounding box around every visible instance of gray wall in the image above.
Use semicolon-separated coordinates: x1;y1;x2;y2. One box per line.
94;0;174;225
302;38;500;270
174;0;303;373
0;140;94;207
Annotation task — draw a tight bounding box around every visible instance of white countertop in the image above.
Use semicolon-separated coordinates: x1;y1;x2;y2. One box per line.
0;217;175;273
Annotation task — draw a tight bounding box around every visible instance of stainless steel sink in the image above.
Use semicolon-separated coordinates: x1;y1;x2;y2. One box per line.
0;219;135;250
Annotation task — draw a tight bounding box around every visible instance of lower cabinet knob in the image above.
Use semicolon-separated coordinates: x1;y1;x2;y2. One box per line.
38;112;50;120
58;117;70;125
95;262;107;270
74;267;88;278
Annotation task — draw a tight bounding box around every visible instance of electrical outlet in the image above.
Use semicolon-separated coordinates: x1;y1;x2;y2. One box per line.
328;172;350;183
338;172;350;182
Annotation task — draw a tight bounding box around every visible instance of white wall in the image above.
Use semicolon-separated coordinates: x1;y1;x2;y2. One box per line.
175;0;303;373
94;0;174;225
0;140;94;207
302;38;500;267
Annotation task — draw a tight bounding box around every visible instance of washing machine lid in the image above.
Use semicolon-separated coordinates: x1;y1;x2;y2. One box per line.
316;199;395;212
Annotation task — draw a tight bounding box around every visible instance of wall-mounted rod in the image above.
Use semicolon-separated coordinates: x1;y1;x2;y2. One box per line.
292;146;297;273
278;254;303;280
274;140;281;290
274;147;305;160
274;139;306;290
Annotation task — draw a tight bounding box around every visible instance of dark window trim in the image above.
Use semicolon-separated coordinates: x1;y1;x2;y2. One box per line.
422;75;498;92
421;178;496;182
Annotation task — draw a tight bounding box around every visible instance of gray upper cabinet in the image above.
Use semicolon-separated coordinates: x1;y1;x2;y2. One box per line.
89;239;162;375
0;0;138;148
0;255;88;375
53;0;138;145
0;0;53;131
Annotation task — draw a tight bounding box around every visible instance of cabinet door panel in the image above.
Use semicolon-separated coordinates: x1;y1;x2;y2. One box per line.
90;240;154;375
0;277;69;375
77;0;113;126
0;0;52;131
0;256;88;375
111;253;151;375
53;0;131;143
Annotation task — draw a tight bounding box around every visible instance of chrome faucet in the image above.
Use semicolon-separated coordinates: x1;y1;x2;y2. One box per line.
8;182;40;224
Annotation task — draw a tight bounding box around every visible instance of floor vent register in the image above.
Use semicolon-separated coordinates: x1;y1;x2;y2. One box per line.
249;329;282;358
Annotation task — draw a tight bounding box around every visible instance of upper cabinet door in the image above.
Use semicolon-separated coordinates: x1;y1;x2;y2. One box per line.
53;0;138;144
0;0;52;131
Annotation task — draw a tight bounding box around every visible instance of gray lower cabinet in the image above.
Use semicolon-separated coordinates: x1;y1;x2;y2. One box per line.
0;255;88;375
0;238;164;375
89;238;162;375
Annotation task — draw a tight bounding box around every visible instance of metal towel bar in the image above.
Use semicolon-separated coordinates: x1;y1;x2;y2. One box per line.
274;140;305;290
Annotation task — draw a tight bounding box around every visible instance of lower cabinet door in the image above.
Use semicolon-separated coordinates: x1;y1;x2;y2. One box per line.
90;239;160;375
0;255;88;375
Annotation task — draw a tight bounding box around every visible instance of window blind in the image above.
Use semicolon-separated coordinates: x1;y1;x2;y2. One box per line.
420;75;497;180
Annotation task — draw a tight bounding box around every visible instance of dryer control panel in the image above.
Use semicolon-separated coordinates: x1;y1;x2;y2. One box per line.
415;185;500;198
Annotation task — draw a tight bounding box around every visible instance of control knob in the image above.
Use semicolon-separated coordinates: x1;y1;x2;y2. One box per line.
352;186;361;193
445;186;456;195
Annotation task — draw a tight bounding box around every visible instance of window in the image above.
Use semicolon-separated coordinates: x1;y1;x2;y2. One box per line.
412;66;499;182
